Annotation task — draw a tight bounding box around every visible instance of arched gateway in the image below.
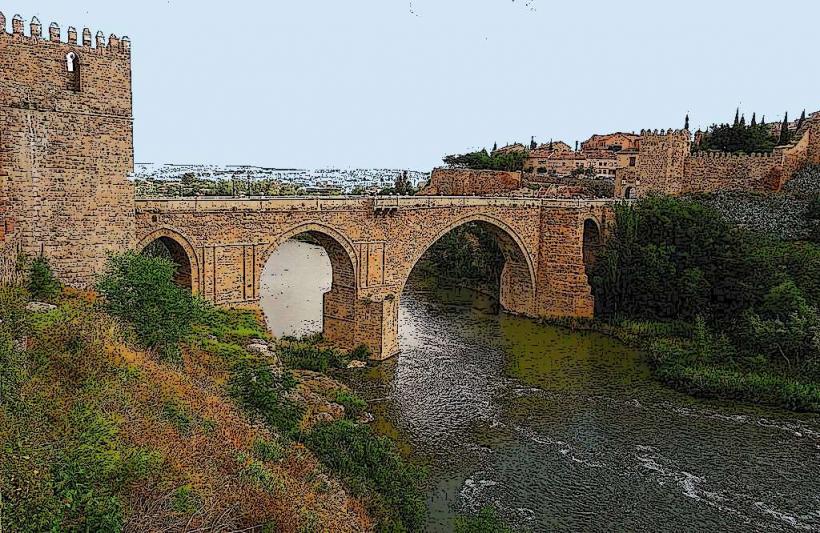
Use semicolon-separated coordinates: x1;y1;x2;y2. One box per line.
135;196;614;359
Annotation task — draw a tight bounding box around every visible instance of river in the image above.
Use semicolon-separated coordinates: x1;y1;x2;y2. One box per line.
261;240;820;532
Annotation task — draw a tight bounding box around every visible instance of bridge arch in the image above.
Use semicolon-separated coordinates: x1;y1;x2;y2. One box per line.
258;222;360;348
401;213;538;317
582;216;603;279
137;228;200;293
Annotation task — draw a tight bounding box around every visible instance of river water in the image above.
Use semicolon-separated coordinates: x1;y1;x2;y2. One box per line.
261;240;820;532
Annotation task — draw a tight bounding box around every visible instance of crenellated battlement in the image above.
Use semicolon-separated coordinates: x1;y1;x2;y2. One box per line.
0;12;130;55
689;150;780;160
638;128;690;138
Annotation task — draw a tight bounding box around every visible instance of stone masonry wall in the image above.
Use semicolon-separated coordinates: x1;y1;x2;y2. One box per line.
0;13;135;287
420;168;522;196
135;197;611;358
616;113;820;199
683;152;783;193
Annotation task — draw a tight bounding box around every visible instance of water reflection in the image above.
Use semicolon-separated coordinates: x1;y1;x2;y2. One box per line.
261;241;820;532
260;239;331;338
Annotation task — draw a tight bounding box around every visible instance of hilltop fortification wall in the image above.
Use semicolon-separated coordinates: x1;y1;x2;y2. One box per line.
616;113;820;198
419;168;522;196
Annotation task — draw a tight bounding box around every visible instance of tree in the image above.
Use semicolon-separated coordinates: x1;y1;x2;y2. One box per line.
530;136;537;150
96;252;202;360
779;112;791;145
797;109;807;131
492;142;498;152
684;114;690;130
26;256;61;301
734;107;740;126
394;171;410;195
442;149;526;172
751;113;757;127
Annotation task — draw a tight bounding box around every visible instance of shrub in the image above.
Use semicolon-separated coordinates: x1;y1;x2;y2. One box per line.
454;507;514;533
349;344;371;360
807;195;820;220
26;256;61;301
96;252;202;357
303;420;426;531
333;390;367;420
171;484;200;514
253;438;286;462
280;342;347;373
230;357;303;437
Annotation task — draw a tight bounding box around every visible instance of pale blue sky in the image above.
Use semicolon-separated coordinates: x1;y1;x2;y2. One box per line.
3;0;818;169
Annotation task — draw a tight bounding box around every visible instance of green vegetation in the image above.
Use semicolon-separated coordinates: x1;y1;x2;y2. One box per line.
454;507;515;533
443;148;526;172
693;109;793;153
2;253;425;530
304;420;427;531
279;340;349;373
418;222;505;293
96;251;203;361
334;389;367;420
589;196;820;411
0;289;162;531
25;255;61;301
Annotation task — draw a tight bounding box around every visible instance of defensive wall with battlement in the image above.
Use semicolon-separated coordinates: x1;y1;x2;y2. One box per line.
616;114;820;198
0;12;134;287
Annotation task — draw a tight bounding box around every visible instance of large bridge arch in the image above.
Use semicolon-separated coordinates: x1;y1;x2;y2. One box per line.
399;213;538;317
257;222;361;350
137;227;201;294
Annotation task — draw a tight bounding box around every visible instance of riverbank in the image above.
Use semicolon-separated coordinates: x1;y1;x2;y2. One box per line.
0;286;375;531
546;316;820;412
1;253;433;531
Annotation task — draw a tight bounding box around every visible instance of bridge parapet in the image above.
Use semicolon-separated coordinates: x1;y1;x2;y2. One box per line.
135;196;620;213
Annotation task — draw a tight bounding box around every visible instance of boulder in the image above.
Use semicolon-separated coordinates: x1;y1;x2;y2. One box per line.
26;301;56;312
346;360;368;369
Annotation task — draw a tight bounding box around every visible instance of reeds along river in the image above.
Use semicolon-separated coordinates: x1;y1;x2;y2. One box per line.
262;240;820;532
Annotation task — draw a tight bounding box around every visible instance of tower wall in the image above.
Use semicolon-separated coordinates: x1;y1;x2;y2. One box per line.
0;13;134;287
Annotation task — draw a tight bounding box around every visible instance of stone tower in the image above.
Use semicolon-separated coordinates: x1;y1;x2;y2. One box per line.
0;12;134;287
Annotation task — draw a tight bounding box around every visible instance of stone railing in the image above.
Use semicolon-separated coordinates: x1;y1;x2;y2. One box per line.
135;196;621;213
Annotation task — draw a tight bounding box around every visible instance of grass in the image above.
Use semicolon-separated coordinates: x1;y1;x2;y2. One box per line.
454;507;516;533
279;339;349;373
0;287;373;531
304;420;427;532
190;308;427;531
548;316;820;412
333;389;367;420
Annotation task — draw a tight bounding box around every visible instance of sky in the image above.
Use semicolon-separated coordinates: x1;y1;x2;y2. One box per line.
3;0;819;170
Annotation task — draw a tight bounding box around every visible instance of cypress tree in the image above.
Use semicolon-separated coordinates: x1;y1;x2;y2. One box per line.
740;114;746;127
530;136;537;150
684;114;690;130
492;141;497;152
797;109;806;131
778;112;790;145
750;113;757;127
734;107;740;126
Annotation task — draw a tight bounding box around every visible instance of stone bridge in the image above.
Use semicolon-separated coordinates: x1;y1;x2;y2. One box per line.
135;196;614;359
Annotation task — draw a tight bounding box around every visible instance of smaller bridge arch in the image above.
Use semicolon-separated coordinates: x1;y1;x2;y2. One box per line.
257;222;361;350
582;216;603;279
137;227;200;293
